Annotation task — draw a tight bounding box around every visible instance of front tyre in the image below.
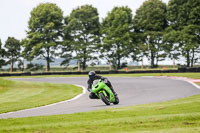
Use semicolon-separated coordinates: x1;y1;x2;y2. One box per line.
99;92;110;105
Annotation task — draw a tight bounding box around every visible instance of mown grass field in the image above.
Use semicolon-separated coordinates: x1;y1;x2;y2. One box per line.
0;73;200;133
0;78;82;113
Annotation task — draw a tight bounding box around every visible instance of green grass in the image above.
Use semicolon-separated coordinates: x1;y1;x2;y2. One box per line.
0;90;200;133
0;78;82;113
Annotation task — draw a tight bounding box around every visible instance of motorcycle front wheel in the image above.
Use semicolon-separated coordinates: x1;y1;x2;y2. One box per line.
99;92;110;105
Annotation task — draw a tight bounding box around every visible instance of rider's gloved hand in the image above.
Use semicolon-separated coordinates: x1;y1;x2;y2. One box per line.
101;77;105;80
87;88;92;92
102;78;108;84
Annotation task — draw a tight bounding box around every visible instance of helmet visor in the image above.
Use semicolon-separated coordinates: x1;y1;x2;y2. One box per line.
89;75;95;81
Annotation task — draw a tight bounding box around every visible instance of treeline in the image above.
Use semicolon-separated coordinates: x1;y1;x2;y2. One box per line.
0;0;199;72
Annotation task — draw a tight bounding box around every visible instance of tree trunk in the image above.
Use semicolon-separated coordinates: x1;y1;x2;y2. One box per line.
22;60;24;71
82;53;86;70
46;57;50;72
46;48;51;72
191;49;195;67
173;58;176;68
155;50;158;67
156;55;158;67
151;52;155;68
186;50;190;67
117;59;120;69
141;56;144;69
10;60;13;72
82;46;87;70
117;54;121;69
78;60;81;72
109;61;112;70
82;61;86;70
117;44;121;69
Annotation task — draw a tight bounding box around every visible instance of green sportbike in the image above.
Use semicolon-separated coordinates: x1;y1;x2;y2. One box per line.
92;79;119;105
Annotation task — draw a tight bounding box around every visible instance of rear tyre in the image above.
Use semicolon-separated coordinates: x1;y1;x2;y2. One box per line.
99;92;110;105
113;95;119;105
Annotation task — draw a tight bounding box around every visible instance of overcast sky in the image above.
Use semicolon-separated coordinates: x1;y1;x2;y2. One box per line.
0;0;169;43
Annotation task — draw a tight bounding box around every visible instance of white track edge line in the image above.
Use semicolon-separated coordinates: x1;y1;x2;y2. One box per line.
186;81;200;90
141;76;200;90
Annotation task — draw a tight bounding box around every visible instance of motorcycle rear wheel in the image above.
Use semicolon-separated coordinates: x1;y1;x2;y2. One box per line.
100;92;110;105
113;95;119;105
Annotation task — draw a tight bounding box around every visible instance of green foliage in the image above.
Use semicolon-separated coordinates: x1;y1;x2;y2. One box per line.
26;63;44;71
60;53;73;66
129;33;145;63
21;38;34;62
180;25;200;67
163;28;180;58
60;19;73;67
101;6;133;69
0;39;6;68
134;0;167;32
64;5;100;70
167;0;200;67
4;37;21;72
133;0;167;68
26;3;63;71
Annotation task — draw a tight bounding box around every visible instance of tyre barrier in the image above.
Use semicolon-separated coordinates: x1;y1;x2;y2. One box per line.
178;67;200;72
0;72;31;77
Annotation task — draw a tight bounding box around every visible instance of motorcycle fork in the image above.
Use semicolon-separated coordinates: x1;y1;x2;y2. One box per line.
103;87;115;103
98;90;108;97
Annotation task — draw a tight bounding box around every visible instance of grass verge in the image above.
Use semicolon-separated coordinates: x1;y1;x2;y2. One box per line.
0;87;200;133
0;78;82;113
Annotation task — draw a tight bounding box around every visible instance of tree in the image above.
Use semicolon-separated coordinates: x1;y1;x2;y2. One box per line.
64;5;100;70
180;25;200;67
167;0;200;67
133;0;167;67
4;37;21;72
0;39;6;68
21;38;34;62
130;33;148;69
26;3;63;71
163;27;181;68
101;6;133;69
60;16;73;67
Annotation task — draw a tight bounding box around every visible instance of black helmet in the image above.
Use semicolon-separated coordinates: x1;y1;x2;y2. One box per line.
88;71;96;81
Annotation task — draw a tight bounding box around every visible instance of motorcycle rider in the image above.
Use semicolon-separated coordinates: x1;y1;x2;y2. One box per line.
87;71;117;99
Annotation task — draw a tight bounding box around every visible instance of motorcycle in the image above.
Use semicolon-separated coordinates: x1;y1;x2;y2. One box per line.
92;79;119;105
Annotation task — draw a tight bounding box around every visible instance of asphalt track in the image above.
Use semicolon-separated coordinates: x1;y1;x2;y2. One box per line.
0;77;200;119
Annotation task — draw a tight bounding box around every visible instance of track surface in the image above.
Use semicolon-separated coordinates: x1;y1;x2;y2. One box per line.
0;77;200;119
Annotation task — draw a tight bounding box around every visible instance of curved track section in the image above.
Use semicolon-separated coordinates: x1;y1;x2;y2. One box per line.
0;77;200;119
